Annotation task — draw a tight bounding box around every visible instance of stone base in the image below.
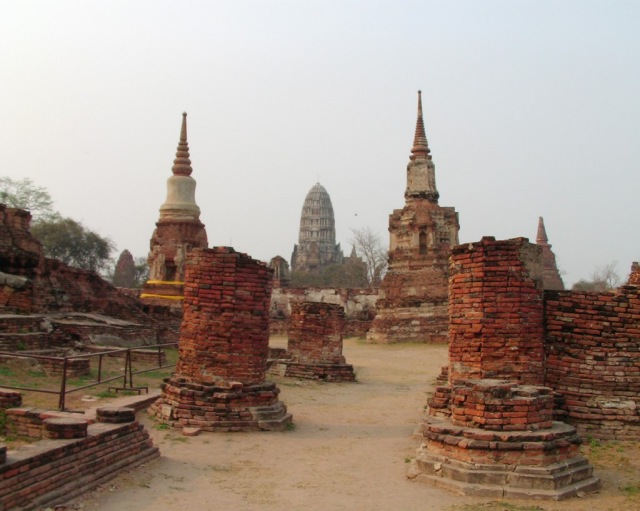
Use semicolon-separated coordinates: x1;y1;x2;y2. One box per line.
149;377;292;432
268;360;356;382
408;417;600;500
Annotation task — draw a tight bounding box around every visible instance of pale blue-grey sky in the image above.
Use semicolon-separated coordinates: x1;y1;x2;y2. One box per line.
1;1;638;287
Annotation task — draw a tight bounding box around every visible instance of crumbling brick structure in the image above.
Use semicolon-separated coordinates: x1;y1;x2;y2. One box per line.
410;237;599;499
545;282;640;439
448;237;546;385
272;302;355;381
367;92;459;343
150;247;292;431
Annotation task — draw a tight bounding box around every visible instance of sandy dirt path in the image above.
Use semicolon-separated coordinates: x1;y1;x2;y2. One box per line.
72;339;640;511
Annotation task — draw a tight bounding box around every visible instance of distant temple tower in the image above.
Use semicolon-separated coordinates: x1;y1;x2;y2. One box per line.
290;183;344;273
141;113;208;304
367;91;459;343
535;217;564;290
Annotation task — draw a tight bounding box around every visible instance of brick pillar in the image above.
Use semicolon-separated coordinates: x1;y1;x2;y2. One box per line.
276;302;355;381
448;237;545;385
151;247;292;431
288;302;346;364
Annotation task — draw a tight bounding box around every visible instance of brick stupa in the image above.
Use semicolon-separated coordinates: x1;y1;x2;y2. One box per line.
150;247;292;432
141;113;208;305
535;217;564;290
408;237;599;499
367;91;459;343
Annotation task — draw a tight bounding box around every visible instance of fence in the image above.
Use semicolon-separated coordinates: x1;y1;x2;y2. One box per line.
0;342;178;411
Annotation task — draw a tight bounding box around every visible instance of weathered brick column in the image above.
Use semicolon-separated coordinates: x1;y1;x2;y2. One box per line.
409;238;599;500
274;302;355;382
448;237;545;385
150;247;292;431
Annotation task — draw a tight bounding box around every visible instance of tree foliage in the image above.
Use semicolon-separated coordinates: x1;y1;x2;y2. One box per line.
31;217;115;273
0;176;56;221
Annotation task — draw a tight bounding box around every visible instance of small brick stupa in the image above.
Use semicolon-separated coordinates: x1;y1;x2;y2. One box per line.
270;302;355;382
536;217;564;290
141;113;208;305
150;247;292;432
367;91;459;343
408;237;599;499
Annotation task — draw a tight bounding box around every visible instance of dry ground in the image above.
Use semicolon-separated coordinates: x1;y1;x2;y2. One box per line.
24;339;640;511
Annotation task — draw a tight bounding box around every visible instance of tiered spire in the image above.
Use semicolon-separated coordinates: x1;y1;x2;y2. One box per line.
410;90;431;160
171;112;193;176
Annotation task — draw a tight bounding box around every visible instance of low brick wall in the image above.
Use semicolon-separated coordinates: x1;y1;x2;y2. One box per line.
0;417;158;511
37;356;91;377
545;286;640;439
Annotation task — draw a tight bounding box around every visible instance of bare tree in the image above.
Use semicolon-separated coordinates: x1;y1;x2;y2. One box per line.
572;261;621;291
350;227;388;286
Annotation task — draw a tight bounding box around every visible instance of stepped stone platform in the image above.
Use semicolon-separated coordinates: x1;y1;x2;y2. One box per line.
0;404;158;511
409;417;599;499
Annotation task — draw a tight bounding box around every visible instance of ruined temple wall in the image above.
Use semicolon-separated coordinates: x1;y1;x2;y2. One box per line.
269;287;378;336
544;286;640;439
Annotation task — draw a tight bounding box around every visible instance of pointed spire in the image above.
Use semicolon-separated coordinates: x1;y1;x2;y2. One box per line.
171;112;193;176
410;90;431;159
536;216;549;244
350;245;357;258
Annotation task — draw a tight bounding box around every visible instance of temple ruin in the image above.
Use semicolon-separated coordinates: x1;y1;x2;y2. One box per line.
367;91;459;343
269;301;356;381
142;112;208;305
535;217;564;290
150;247;292;431
409;237;600;499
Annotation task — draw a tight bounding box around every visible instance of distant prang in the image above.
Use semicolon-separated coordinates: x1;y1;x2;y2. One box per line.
290;182;344;273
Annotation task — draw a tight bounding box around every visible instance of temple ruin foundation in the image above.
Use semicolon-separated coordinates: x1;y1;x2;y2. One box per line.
150;247;292;431
409;237;599;499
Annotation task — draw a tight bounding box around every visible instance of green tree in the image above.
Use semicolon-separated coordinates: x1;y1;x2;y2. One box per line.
0;176;56;221
31;217;115;273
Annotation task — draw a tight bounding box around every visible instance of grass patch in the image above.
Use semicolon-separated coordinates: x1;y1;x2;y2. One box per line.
95;390;119;398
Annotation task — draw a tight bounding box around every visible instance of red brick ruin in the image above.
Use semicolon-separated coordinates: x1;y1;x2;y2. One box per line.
536;217;564;290
270;301;355;381
150;247;292;431
409;237;600;499
367;91;459;343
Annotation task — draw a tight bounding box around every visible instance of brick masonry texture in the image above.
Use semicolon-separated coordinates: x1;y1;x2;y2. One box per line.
273;301;355;382
448;237;545;385
410;237;600;499
150;247;292;431
544;284;640;439
0;418;158;511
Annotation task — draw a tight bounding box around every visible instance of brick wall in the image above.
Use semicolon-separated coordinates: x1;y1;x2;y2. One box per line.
448;237;545;385
545;286;640;439
0;417;158;510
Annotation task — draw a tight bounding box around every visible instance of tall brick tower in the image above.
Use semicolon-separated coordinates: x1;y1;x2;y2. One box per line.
535;217;564;290
141;113;208;304
367;91;459;343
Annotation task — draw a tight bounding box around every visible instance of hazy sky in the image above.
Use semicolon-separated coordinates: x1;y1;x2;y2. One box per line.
1;1;638;287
